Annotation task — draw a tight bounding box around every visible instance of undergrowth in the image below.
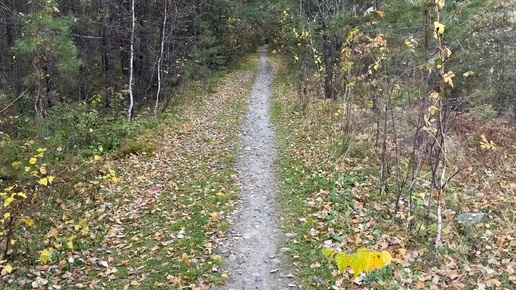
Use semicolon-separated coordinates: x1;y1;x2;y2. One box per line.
272;61;516;289
0;53;259;288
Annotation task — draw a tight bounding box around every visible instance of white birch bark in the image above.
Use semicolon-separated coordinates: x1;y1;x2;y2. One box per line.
127;0;135;121
154;0;167;118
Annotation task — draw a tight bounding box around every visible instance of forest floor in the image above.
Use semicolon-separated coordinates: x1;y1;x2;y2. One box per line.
0;50;299;289
2;51;515;290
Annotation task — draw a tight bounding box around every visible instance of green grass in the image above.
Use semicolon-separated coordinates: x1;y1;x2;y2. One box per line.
271;56;516;289
0;54;258;289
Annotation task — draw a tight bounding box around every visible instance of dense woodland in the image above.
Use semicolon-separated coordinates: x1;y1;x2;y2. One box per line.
1;0;515;123
0;0;515;288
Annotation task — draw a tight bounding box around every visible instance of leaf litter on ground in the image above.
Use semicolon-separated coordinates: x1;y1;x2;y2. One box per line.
271;62;515;289
0;58;257;289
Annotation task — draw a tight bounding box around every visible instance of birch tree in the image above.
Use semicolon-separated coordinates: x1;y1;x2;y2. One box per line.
127;0;135;121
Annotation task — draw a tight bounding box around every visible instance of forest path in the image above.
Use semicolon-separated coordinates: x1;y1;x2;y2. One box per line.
217;49;296;290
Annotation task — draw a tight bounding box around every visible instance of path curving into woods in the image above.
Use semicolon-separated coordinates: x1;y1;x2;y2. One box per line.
218;49;297;290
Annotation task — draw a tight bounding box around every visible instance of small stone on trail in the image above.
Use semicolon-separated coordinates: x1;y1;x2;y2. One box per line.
253;273;263;282
279;247;291;253
285;233;296;238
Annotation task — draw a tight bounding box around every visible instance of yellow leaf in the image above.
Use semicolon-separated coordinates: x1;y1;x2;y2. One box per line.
66;241;73;249
380;251;392;265
444;46;452;58
221;273;228;279
48;176;55;184
210;212;219;221
3;264;13;273
11;161;21;168
369;252;384;271
0;192;5;197
3;213;9;219
428;106;439;115
322;248;334;265
357;248;373;273
435;0;445;9
93;155;101;161
130;280;140;286
443;71;455;87
25;219;35;227
24;166;30;172
322;247;334;258
463;71;475;77
38;178;48;186
433;22;445;38
348;253;366;278
429;91;440;100
36;147;47;152
39;249;52;263
4;196;15;207
29;157;37;165
182;253;189;265
39;166;47;175
79;219;88;228
111;176;118;183
335;252;349;273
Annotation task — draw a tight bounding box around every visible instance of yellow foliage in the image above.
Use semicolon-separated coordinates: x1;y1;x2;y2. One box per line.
429;91;440;100
435;0;445;9
443;71;455;87
1;263;13;274
29;157;37;165
38;248;52;263
323;247;393;278
39;177;48;186
4;195;15;207
480;135;497;150
463;71;475;77
428;106;439;116
433;22;445;39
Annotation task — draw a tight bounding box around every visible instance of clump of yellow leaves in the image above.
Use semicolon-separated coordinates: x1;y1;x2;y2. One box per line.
480;135;497;150
322;247;392;278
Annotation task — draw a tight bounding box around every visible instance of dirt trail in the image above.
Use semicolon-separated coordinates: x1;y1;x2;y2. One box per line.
218;49;296;289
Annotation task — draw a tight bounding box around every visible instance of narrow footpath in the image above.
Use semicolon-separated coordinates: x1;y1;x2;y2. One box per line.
219;49;296;289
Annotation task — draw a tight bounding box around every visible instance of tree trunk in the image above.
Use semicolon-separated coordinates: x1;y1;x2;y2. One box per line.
154;0;168;118
102;0;115;108
6;21;22;96
322;32;335;99
127;0;135;121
